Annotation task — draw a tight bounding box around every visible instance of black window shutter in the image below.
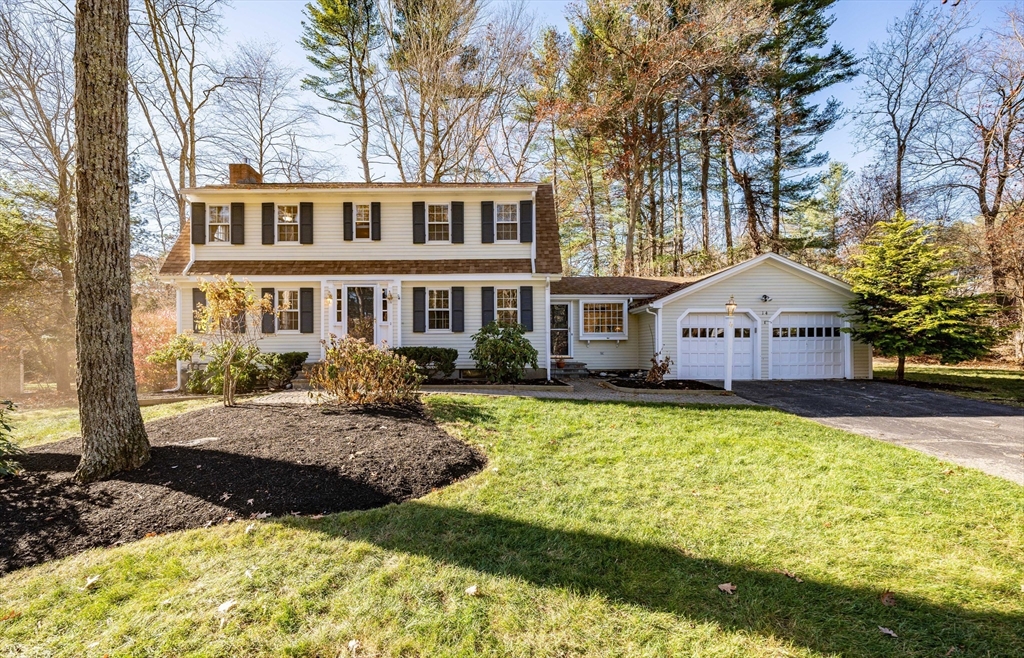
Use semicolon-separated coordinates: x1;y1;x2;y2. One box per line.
191;202;206;244
191;288;206;332
482;286;495;326
299;287;314;333
412;202;425;244
412;287;426;332
451;201;464;244
262;202;275;244
261;287;275;334
371;202;381;240
451;286;464;332
230;202;245;245
520;199;533;243
299;202;314;244
519;285;534;331
343;202;353;241
481;201;494;243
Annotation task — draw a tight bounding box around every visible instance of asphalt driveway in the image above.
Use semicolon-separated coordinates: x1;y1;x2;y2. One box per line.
732;380;1024;485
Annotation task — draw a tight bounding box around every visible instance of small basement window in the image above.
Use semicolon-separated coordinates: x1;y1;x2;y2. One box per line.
580;301;626;339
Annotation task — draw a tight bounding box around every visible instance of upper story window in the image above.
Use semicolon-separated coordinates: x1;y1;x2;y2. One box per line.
581;301;626;338
277;289;299;331
355;204;371;239
496;203;518;241
208;205;230;243
428;204;449;242
277;205;299;243
497;288;518;324
428;288;450;331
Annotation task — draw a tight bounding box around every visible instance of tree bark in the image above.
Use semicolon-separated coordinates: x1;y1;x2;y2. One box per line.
720;145;733;263
896;354;906;382
74;0;150;483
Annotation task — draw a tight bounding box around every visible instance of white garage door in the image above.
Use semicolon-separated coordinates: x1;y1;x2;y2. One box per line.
771;313;845;379
678;314;755;381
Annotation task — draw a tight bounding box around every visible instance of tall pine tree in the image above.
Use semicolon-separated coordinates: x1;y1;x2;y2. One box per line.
845;214;1000;381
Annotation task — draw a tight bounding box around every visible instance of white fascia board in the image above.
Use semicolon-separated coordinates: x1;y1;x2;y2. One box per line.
179;273;540;283
182;186;538;199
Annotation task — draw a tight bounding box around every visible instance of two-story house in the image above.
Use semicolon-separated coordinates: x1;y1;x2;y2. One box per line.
159;164;873;381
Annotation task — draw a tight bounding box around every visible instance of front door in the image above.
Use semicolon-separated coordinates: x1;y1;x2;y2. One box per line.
334;285;376;343
550;303;570;357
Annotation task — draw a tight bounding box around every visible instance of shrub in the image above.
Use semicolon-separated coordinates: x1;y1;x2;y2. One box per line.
132;308;178;392
470;322;538;384
646;353;672;384
0;400;24;477
311;334;423;404
392;346;458;379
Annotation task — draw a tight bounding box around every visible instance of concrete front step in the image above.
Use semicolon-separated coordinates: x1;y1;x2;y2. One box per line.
552;362;589;379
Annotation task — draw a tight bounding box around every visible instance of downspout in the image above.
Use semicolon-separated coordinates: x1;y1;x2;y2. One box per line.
544;276;551;380
531;188;537;274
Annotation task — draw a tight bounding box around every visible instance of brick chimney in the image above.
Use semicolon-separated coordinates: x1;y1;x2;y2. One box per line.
228;162;263;185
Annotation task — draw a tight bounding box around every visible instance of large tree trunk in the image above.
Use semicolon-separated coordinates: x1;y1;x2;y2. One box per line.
698;112;711;255
74;0;150;483
720;146;733;263
896;354;906;382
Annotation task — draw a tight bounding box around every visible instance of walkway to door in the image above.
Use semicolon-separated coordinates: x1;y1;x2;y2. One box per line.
732;380;1024;485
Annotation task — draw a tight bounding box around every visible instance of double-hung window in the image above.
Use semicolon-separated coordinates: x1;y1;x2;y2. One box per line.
495;203;518;241
427;204;449;242
581;302;626;338
208;205;230;243
277;289;300;331
355;204;371;239
277;205;299;242
428;288;450;331
496;288;518;324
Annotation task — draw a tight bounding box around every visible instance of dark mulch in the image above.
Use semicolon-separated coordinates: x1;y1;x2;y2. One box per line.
421;378;571;387
0;403;486;574
609;378;723;391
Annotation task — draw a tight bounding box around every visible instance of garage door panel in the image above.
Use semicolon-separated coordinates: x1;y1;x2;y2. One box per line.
771;313;845;380
678;313;755;381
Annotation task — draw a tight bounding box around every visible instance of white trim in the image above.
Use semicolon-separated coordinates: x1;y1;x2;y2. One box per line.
175;273;543;284
544;277;551;379
634;253;853;311
675;308;761;381
183;185;539;197
578;299;628;340
530;188;537;274
843;320;853;380
868;345;874;379
768;306;846;323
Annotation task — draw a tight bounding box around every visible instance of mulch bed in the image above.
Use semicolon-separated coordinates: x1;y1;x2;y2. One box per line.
421;378;570;387
0;403;486;574
608;378;723;391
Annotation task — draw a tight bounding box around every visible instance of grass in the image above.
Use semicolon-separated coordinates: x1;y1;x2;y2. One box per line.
1;395;1022;657
873;360;1024;408
7;398;221;448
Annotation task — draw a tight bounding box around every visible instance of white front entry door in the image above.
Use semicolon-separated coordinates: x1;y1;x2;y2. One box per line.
771;312;845;379
677;313;755;381
332;284;394;347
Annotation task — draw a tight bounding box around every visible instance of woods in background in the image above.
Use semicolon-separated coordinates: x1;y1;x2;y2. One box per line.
1;0;1023;373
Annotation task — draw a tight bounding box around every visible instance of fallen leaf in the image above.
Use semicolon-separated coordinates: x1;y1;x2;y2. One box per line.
254;512;271;519
878;626;898;638
465;584;479;596
246;499;254;506
221;492;232;501
244;524;256;534
0;610;21;622
772;568;803;583
218;599;237;614
145;532;157;538
718;583;737;595
880;590;896;607
348;639;361;654
945;647;959;656
83;575;100;590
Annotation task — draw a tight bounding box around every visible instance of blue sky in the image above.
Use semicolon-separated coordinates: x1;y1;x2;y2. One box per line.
221;0;1010;179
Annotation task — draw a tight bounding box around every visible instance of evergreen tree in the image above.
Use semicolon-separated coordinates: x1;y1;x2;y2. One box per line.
845;214;1000;381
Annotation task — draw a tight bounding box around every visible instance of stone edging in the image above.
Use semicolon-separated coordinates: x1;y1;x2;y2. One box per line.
598;381;734;396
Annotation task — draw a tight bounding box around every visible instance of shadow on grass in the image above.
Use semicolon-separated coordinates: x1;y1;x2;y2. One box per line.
308;502;1024;657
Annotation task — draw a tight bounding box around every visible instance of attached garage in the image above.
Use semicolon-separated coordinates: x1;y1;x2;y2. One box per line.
677;313;757;380
770;312;847;379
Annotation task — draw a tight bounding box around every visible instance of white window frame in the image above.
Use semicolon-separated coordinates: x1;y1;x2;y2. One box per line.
276;288;300;333
354;203;371;241
495;203;518;242
496;287;519;325
579;300;628;340
427;204;450;243
426;287;451;332
276;204;299;244
207;205;231;244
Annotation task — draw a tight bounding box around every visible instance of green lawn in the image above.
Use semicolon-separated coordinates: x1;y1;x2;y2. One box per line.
7;398;221;448
873;360;1024;408
2;395;1022;657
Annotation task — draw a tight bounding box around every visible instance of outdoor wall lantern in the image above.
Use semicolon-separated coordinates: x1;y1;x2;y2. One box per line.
725;296;737;317
761;294;772;303
324;291;333;308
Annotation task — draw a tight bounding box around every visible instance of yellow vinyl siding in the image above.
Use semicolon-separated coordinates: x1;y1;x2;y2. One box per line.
190;191;534;262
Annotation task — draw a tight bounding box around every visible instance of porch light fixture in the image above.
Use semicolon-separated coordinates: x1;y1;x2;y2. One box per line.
725;296;737;317
324;291;333;308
